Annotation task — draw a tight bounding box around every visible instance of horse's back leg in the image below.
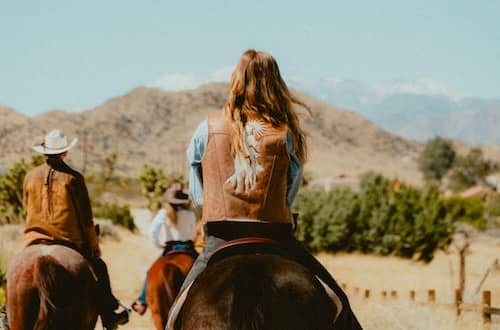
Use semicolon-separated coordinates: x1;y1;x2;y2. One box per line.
6;282;39;330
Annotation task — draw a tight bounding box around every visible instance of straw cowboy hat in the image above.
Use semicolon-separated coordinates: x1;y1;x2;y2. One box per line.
163;183;190;206
32;129;78;155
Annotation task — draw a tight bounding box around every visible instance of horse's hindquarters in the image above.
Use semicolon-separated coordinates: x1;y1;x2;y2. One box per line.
179;254;337;330
6;245;99;330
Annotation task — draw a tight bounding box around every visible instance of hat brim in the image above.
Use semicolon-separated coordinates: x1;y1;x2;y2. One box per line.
32;138;78;155
164;188;191;205
166;198;191;205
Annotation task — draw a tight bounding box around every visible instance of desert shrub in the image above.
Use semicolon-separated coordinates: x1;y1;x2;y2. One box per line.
447;148;497;192
95;220;120;241
138;165;187;211
139;165;167;211
294;173;455;262
93;202;136;231
0;156;43;224
0;256;6;304
485;194;500;218
443;196;486;230
418;137;456;182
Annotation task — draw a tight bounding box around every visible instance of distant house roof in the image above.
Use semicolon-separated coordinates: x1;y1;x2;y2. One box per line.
459;185;494;198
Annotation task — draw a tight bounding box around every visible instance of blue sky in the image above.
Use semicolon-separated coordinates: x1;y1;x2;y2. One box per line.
1;0;499;115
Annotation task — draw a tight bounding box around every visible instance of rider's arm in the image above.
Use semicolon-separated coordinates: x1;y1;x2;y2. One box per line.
71;175;101;258
286;132;303;208
186;120;208;211
149;209;167;249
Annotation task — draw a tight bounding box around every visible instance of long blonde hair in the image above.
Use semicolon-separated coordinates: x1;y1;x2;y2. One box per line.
223;49;309;164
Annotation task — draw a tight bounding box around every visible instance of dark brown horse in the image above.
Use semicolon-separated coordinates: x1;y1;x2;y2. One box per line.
6;244;98;330
146;252;195;330
176;253;341;330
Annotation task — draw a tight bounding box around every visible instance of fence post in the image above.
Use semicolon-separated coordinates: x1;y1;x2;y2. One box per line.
427;290;436;303
482;291;491;325
455;289;462;317
354;287;359;296
381;291;387;299
391;290;398;299
409;290;416;302
364;289;370;299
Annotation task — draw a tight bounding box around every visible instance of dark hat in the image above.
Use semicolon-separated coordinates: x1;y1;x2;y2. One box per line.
163;183;190;205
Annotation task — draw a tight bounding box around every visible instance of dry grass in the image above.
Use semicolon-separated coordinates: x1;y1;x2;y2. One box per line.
318;233;500;330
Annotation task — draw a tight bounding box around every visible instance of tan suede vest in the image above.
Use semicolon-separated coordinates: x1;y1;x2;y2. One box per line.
201;111;292;223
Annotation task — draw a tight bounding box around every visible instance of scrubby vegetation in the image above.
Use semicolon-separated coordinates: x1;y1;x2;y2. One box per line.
294;173;495;262
0;156;43;224
138;165;186;211
418;139;498;192
418;137;456;183
93;202;136;231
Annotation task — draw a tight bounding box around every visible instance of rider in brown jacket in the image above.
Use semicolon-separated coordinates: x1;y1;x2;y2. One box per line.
23;129;129;329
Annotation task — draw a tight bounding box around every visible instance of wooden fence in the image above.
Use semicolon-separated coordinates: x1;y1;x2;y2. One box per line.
342;283;500;326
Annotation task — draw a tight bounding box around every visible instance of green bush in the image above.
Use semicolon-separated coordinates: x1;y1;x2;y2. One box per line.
93;203;136;231
443;196;486;230
447;148;497;192
485;194;500;218
139;165;167;211
0;156;43;224
294;173;455;262
0;259;5;305
418;137;456;182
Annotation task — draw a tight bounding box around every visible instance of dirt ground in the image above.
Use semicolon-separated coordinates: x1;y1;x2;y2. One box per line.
1;209;499;329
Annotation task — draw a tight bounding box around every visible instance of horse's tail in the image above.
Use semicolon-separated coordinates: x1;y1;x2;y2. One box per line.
162;263;185;305
229;258;280;330
33;255;75;330
230;257;315;330
148;261;185;329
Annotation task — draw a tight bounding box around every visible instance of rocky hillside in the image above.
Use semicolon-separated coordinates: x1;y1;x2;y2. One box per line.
0;83;422;182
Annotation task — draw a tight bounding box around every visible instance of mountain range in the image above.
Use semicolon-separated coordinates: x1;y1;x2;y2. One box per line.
288;78;500;145
0;83;424;183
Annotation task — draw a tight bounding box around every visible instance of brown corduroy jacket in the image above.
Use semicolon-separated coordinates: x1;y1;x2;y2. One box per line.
23;158;100;258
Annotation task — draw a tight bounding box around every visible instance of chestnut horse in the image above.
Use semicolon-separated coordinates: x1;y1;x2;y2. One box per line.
146;252;196;330
175;253;341;330
6;245;98;330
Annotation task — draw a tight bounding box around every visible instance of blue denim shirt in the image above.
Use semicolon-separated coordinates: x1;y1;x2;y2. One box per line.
186;120;303;211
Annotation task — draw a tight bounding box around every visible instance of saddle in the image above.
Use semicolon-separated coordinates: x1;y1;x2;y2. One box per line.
207;237;290;266
162;241;199;259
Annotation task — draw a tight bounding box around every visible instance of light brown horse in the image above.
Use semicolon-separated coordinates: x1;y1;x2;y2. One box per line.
146;251;196;330
6;244;99;330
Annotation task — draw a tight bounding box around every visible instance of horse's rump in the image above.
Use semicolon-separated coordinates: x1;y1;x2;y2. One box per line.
6;245;98;330
178;253;337;330
147;252;195;330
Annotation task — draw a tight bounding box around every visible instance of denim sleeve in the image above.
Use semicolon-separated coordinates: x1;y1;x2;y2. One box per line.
286;132;303;208
186;120;208;210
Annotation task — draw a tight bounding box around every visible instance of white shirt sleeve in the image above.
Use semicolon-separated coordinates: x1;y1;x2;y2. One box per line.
149;208;167;249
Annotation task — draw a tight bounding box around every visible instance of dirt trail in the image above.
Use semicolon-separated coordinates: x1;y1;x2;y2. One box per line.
101;208;159;330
